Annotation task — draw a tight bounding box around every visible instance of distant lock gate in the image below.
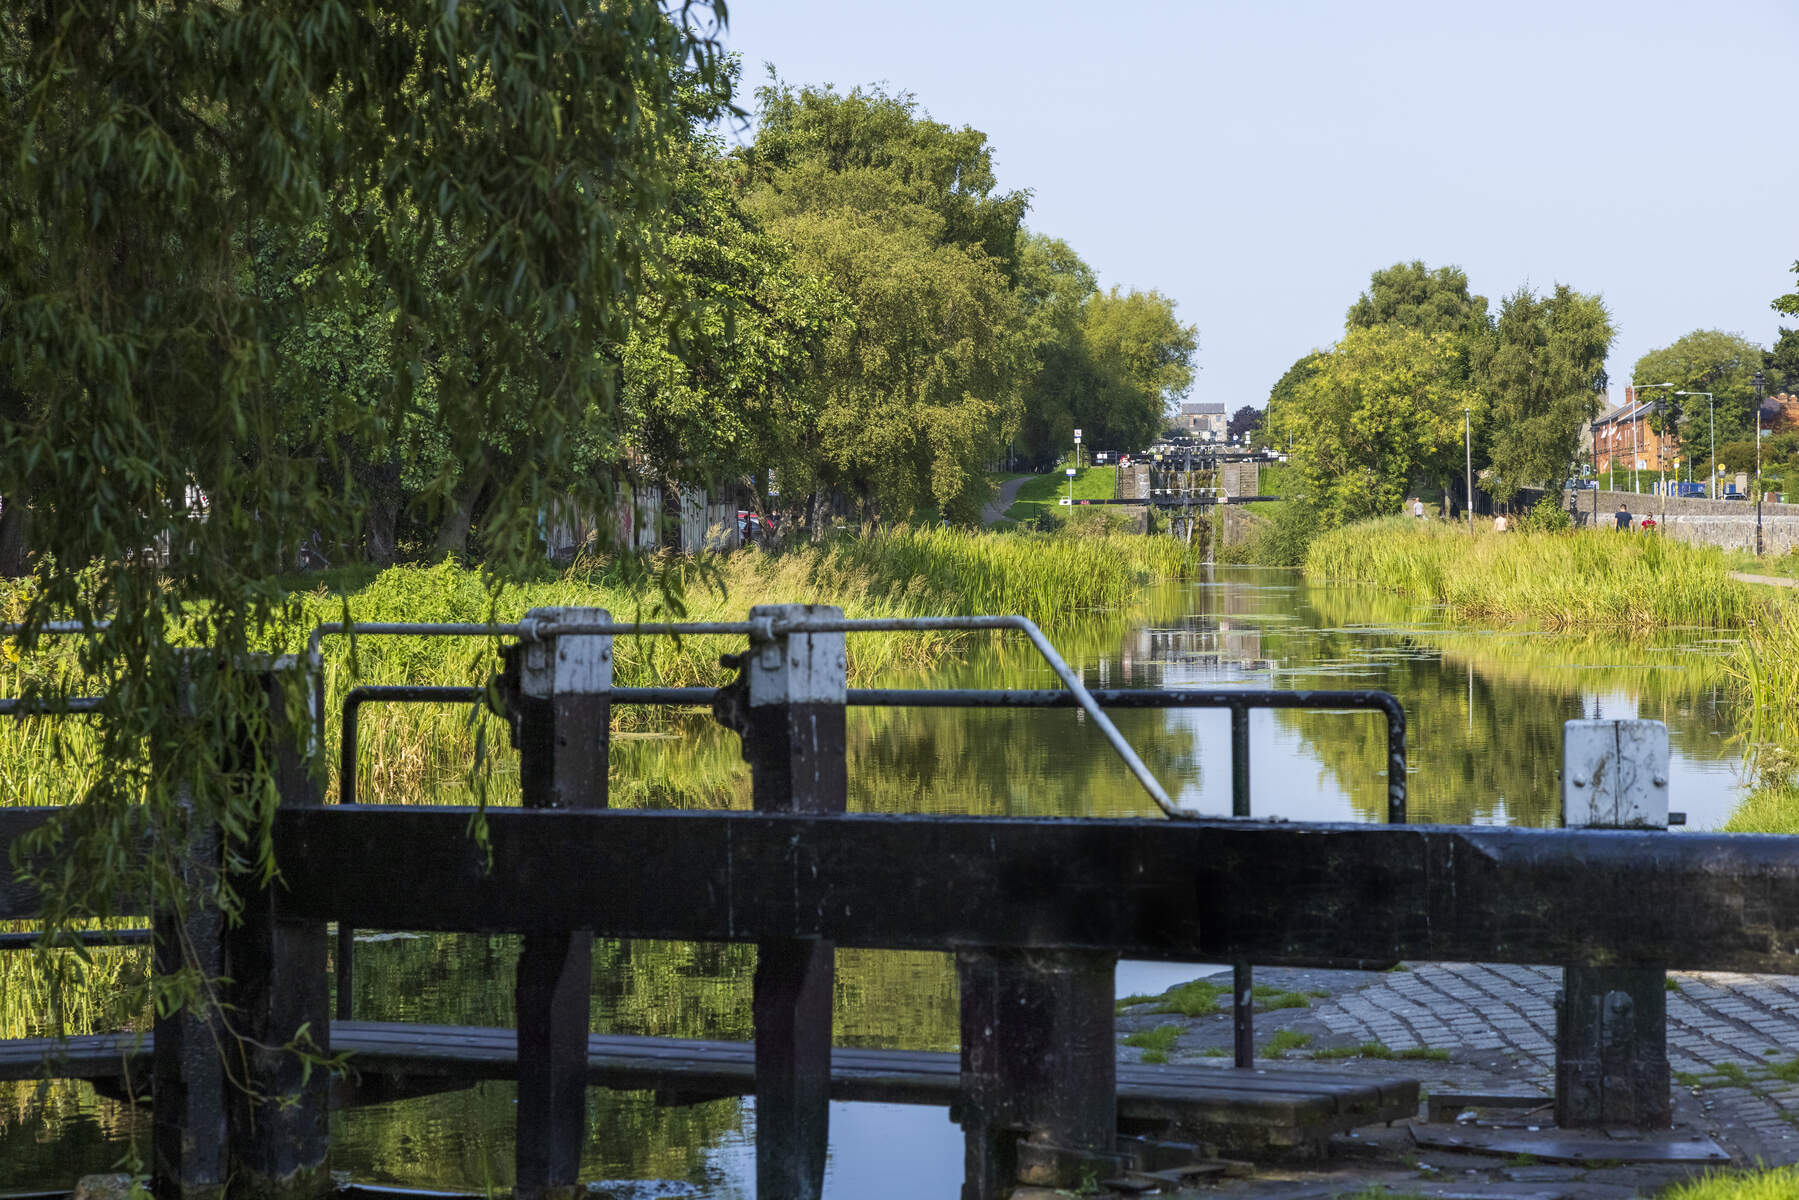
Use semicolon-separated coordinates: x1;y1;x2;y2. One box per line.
2;607;1799;1200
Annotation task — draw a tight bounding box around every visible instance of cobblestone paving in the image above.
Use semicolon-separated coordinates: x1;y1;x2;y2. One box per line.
1306;963;1799;1157
1117;963;1799;1196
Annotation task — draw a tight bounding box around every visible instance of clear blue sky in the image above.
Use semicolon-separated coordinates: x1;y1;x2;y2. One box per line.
717;0;1799;410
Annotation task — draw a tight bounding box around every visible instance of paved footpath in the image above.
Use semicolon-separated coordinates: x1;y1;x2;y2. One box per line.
1117;962;1799;1198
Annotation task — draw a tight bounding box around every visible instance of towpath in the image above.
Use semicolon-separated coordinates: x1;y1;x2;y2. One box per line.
982;474;1033;525
1730;570;1799;588
1117;962;1799;1198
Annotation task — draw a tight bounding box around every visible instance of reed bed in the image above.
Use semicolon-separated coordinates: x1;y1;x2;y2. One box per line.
1304;519;1752;630
0;527;1197;812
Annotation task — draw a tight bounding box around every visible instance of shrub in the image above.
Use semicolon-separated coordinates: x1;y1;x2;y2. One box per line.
1517;495;1573;534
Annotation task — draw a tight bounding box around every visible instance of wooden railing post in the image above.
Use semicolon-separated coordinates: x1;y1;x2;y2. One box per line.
504;607;611;1200
738;604;846;1200
1556;718;1672;1129
225;657;332;1198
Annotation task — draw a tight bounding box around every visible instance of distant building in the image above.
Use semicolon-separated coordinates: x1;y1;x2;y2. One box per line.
1590;392;1677;476
1177;401;1227;438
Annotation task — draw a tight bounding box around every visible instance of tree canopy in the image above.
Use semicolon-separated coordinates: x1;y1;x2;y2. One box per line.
0;0;732;996
1274;262;1612;513
1767;328;1799;396
1279;326;1476;526
1775;261;1799;318
1633;329;1767;445
1346;261;1491;340
1482;285;1615;499
1228;405;1265;443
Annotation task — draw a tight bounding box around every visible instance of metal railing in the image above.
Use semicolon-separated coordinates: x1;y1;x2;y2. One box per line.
0;617;1409;1071
331;667;1408;1059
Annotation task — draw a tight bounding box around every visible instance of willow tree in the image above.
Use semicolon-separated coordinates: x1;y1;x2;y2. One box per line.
0;0;726;981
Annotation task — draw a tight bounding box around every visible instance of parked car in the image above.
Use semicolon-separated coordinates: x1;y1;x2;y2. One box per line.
1722;488;1747;501
1565;479;1599;491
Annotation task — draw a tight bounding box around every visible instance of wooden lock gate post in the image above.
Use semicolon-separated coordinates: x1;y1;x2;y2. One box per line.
502;608;612;1200
1555;718;1672;1129
154;656;331;1200
957;949;1122;1199
716;604;849;1200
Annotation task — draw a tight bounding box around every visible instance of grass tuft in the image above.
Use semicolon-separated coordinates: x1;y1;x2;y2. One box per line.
1266;1029;1312;1058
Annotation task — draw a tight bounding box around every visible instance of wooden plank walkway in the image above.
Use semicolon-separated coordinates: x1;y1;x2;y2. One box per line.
0;1021;1417;1148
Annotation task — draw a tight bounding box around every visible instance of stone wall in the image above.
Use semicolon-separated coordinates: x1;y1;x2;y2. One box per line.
1220;503;1260;548
1564;488;1799;555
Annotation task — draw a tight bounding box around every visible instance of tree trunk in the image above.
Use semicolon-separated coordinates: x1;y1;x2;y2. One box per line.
432;470;486;559
659;477;684;554
356;460;402;567
0;500;30;579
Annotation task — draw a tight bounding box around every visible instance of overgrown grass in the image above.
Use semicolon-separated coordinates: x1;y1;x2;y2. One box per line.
1658;1166;1799;1200
1147;979;1225;1017
1305;518;1752;630
0;526;1201;812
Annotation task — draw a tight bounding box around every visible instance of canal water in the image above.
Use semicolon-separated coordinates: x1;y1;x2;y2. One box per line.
1;567;1751;1194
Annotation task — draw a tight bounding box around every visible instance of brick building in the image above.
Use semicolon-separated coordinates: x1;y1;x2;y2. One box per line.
1591;388;1799;476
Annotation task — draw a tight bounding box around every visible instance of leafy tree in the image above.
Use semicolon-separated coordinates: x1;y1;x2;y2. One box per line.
1346;261;1491;339
1011;239;1197;464
619;119;845;544
1228;405;1264;442
0;0;727;1001
1076;287;1198;452
1633;329;1766;445
1481;284;1616;499
1765;328;1799;396
1011;234;1099;466
1776;261;1799;318
1265;351;1327;448
1282;327;1477;526
742;81;1032;522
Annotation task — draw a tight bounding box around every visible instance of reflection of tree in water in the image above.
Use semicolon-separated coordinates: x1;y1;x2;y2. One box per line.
1276;583;1735;826
332;1083;750;1194
0;1080;148;1190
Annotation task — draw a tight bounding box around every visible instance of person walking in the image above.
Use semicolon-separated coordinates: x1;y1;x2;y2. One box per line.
1614;503;1631;531
1493;512;1508;533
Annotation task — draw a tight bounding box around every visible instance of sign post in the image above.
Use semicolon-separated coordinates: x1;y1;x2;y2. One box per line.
1065;466;1076;508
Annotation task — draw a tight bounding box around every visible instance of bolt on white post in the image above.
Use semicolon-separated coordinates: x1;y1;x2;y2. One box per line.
1563;718;1670;829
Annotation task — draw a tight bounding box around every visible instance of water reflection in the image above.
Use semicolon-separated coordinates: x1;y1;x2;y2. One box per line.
2;567;1752;1194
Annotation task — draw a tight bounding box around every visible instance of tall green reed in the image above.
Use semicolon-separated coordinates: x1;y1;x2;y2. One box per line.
1305;518;1751;630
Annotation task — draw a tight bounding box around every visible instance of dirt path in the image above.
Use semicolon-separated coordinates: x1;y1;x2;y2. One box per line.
982;475;1034;525
1731;570;1799;588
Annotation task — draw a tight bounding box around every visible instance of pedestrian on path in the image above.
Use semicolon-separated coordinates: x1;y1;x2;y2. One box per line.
1615;502;1632;530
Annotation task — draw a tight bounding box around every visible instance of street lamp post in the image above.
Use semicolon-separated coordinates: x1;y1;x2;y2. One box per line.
1754;369;1768;555
1463;406;1473;533
1673;391;1716;498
